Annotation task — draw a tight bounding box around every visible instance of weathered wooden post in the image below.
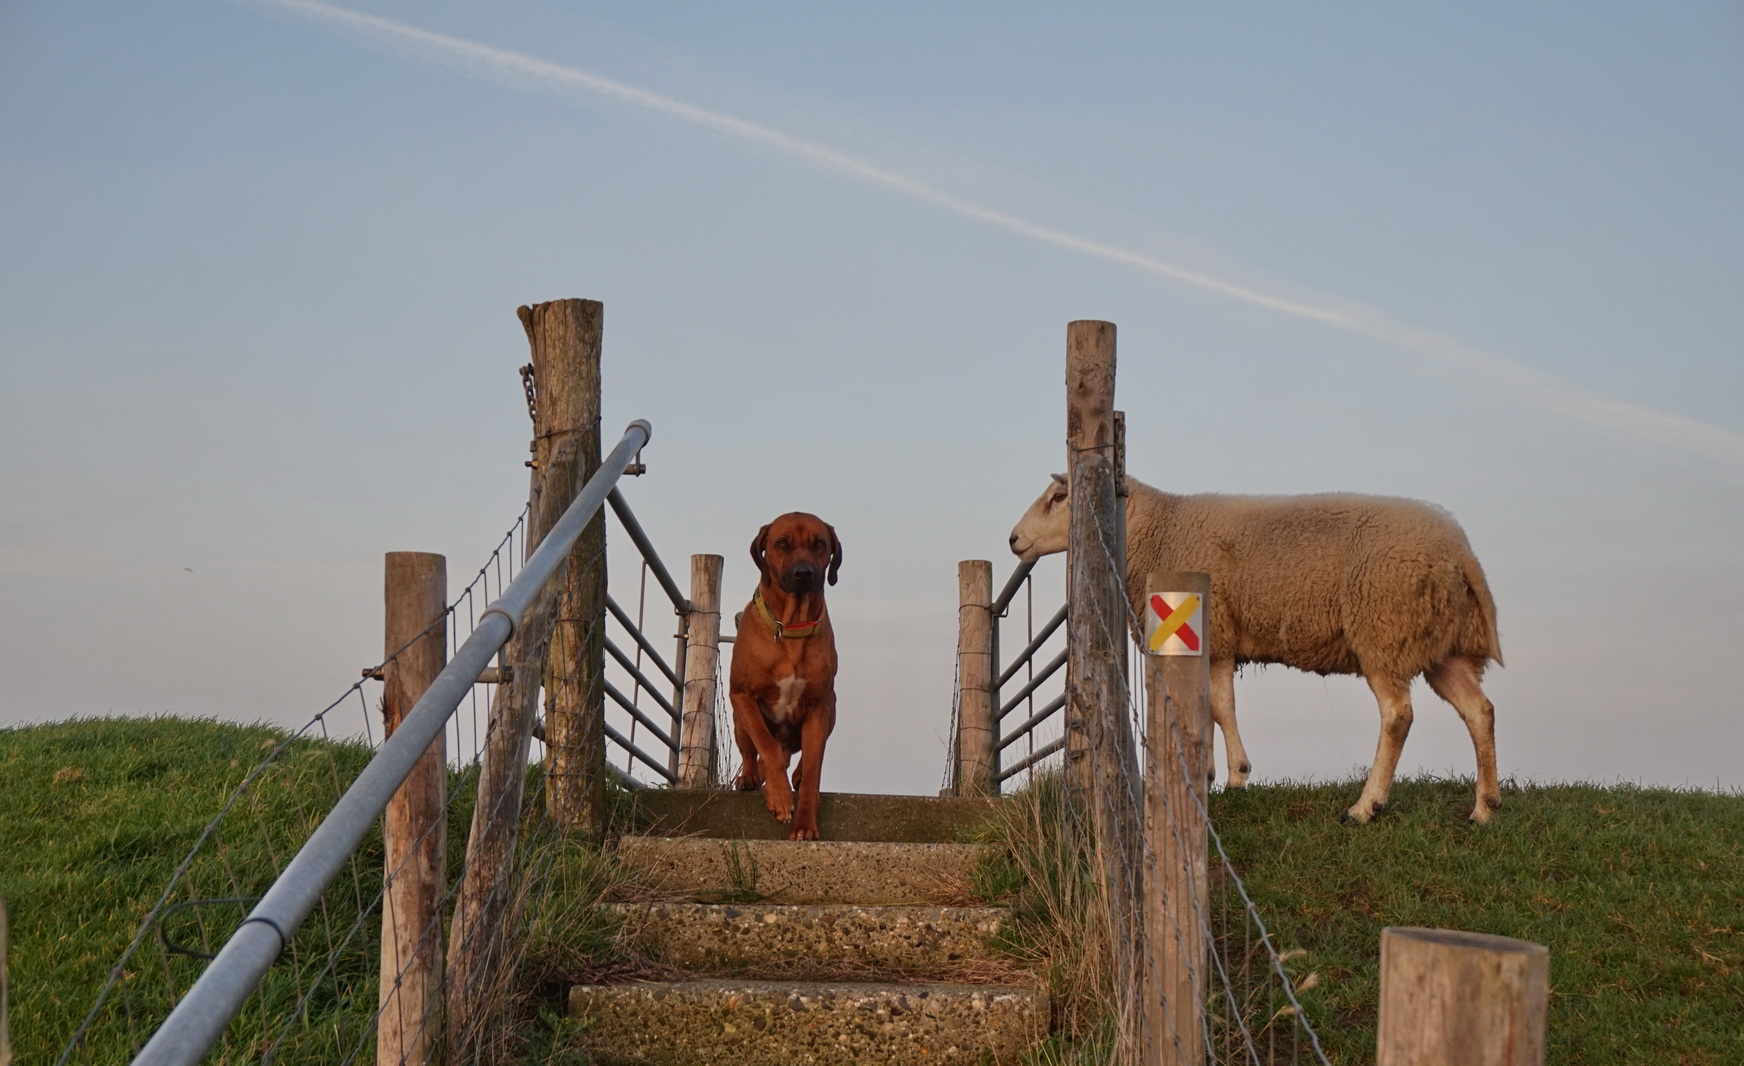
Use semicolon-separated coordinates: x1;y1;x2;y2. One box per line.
447;298;603;1057
1063;319;1147;1061
524;300;608;831
1377;927;1549;1066
954;560;997;796
379;552;448;1066
1141;571;1211;1066
677;553;725;788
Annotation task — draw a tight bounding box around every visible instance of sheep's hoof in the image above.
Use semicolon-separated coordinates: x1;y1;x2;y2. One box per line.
1343;802;1382;824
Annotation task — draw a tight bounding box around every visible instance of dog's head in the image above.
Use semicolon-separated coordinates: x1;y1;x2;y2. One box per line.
750;512;842;594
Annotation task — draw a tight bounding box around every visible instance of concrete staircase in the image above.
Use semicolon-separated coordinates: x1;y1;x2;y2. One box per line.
569;791;1047;1065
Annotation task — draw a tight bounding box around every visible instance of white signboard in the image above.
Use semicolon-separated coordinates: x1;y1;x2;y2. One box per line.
1146;591;1204;656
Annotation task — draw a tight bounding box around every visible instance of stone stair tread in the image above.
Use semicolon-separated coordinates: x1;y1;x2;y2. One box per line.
616;835;987;906
568;978;1046;1065
628;789;1001;843
605;901;1006;973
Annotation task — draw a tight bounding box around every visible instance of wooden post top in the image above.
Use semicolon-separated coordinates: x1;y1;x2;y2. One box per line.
1383;926;1549;957
1065;320;1116;452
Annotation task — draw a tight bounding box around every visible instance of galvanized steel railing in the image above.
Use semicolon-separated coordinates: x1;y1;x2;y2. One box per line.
598;487;689;786
989;559;1070;787
130;420;653;1066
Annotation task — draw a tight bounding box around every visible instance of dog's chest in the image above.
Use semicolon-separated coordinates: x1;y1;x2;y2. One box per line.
762;674;808;724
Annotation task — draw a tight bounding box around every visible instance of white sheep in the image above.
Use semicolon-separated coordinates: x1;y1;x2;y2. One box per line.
1009;473;1504;823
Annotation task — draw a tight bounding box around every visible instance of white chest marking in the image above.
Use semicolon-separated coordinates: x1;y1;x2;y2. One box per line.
769;676;808;724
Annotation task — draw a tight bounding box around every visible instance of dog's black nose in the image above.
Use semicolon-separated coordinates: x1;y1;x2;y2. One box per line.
786;564;819;591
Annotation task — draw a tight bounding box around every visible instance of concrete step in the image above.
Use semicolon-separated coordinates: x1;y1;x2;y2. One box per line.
615;835;987;906
568;979;1047;1065
606;902;1007;976
626;789;1001;843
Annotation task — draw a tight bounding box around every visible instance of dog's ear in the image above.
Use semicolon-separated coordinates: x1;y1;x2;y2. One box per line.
826;523;843;586
750;524;771;582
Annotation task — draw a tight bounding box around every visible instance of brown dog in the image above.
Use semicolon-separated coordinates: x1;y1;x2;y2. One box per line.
728;512;842;840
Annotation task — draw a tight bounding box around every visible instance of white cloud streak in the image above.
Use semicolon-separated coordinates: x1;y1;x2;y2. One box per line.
247;0;1744;476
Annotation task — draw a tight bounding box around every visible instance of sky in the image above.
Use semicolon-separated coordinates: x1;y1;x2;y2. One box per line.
2;1;1740;799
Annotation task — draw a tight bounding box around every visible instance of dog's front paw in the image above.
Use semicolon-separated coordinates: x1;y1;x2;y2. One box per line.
788;824;818;841
765;787;794;824
734;770;763;792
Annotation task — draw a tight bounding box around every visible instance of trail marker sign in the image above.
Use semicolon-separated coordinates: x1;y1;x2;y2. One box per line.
1147;591;1204;656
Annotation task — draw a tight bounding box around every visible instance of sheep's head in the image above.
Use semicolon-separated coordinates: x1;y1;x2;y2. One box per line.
1009;473;1071;561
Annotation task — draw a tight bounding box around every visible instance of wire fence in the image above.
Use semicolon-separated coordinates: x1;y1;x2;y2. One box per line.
57;468;706;1064
1077;493;1330;1066
55;505;525;1065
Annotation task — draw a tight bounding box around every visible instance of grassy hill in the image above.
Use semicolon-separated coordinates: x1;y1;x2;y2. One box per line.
3;718;1740;1064
1211;777;1744;1065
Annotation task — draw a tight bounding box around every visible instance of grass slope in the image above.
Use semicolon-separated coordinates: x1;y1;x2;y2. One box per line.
5;720;1741;1065
1213;777;1744;1065
0;716;378;1063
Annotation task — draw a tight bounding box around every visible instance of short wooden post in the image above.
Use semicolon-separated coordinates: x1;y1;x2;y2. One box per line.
2;896;11;1066
1063;319;1147;1061
955;560;996;796
1142;571;1211;1066
380;552;448;1066
677;554;725;788
1377;927;1549;1066
523;300;607;832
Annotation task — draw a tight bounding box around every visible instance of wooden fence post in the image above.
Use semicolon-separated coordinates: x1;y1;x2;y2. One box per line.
523;300;607;833
677;554;725;788
379;553;448;1066
1063;319;1147;1062
1377;927;1549;1066
446;298;603;1057
1142;571;1211;1066
954;560;996;796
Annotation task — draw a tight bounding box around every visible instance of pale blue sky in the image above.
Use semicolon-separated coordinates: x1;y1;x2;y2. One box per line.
3;1;1740;796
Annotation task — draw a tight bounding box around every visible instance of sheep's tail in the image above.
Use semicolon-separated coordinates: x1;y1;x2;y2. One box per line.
1459;550;1504;667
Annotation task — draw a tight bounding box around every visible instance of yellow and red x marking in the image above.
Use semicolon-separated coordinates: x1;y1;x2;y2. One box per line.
1148;593;1201;652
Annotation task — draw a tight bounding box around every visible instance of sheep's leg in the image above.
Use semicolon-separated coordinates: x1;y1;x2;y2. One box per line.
1427;657;1501;823
1211;657;1251;788
1346;673;1413;823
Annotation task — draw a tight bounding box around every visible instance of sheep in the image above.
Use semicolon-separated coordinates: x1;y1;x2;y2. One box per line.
1009;473;1503;823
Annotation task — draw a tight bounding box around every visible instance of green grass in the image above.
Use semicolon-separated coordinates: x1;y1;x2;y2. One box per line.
1212;776;1744;1065
977;773;1744;1065
9;718;1741;1065
0;716;380;1064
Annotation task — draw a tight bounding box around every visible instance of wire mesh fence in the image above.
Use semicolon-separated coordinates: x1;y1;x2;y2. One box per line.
55;465;713;1065
54;508;539;1065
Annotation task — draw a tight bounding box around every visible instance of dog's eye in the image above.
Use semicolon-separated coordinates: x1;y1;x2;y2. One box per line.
813;538;827;550
775;537;791;549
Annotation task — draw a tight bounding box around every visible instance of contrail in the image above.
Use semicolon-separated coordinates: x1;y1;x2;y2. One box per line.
245;0;1744;476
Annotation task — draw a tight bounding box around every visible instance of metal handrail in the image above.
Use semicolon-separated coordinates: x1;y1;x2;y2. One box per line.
132;420;654;1066
997;648;1068;720
604;722;677;783
603;680;676;751
605;596;681;688
998;736;1066;783
999;693;1067;752
607;488;686;613
996;604;1068;688
604;639;679;722
991;558;1036;617
988;558;1069;788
